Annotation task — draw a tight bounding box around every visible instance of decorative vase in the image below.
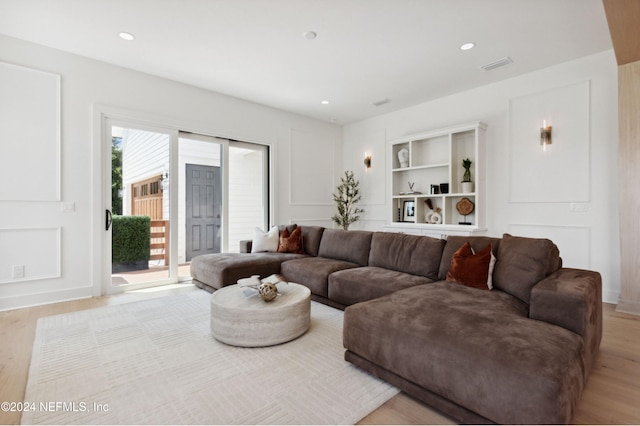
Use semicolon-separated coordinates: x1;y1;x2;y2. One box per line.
461;181;474;193
397;148;409;168
425;211;433;223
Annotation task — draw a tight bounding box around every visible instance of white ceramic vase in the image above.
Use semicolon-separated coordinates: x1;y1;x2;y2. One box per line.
461;181;474;193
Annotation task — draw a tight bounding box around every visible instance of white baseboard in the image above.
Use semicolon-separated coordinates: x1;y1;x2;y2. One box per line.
615;298;640;316
0;286;93;312
603;290;619;305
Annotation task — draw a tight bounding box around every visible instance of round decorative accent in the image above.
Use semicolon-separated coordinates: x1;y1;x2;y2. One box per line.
456;197;475;216
258;282;279;302
425;211;434;223
431;211;442;224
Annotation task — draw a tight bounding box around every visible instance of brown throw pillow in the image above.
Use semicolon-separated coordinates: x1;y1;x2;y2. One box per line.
277;226;305;254
446;241;493;290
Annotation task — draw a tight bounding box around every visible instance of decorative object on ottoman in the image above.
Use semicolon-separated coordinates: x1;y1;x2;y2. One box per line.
238;273;286;301
237;274;262;289
258;281;278;301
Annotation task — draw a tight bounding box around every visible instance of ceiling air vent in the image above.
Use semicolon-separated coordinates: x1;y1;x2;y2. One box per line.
372;98;390;107
480;57;513;71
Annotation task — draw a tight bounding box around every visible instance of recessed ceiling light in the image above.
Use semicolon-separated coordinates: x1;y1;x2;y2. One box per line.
303;31;317;40
321;100;329;105
460;42;475;51
119;32;136;41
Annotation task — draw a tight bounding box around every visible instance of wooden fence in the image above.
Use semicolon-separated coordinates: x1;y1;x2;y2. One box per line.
150;220;169;266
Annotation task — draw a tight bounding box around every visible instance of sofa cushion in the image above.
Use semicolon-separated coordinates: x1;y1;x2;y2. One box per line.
190;252;306;290
368;232;445;280
493;233;562;304
328;266;433;306
344;282;585;424
438;236;501;280
446;242;495;290
299;226;325;257
318;229;373;266
277;226;304;254
280;257;359;298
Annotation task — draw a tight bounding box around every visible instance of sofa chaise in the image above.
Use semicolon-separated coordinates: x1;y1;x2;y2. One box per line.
190;225;602;424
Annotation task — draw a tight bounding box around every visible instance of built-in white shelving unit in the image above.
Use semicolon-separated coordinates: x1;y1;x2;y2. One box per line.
384;121;487;239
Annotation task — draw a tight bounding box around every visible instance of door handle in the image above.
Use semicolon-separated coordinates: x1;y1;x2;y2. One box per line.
105;209;112;231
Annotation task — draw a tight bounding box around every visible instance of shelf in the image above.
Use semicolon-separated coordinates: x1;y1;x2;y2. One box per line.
389;121;486;233
389;221;480;229
392;163;449;172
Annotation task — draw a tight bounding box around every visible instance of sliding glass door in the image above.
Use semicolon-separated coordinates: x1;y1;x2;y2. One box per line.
102;117;270;294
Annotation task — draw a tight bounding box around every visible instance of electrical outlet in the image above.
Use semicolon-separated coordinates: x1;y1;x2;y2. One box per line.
12;264;25;279
61;202;75;212
570;203;589;213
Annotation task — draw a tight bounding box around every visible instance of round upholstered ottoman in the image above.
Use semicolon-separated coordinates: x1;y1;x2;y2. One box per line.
210;282;311;347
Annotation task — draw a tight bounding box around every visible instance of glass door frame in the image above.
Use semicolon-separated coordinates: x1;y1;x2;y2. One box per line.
177;131;229;265
101;116;180;295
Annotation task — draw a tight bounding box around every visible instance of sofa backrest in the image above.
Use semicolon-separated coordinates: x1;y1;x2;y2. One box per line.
370;232;445;280
492;233;562;304
300;226;325;257
318;229;373;266
438;236;501;280
439;234;562;304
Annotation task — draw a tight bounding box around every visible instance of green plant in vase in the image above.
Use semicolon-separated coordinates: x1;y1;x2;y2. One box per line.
331;170;364;230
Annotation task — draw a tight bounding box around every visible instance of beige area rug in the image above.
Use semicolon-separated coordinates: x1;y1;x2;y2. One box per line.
22;291;398;425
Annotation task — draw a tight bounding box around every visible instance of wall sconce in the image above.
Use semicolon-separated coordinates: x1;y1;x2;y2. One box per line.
159;171;169;190
364;152;372;169
540;120;552;150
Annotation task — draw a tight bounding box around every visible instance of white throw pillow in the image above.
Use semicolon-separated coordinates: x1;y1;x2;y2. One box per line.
251;226;279;252
487;251;497;289
470;245;497;290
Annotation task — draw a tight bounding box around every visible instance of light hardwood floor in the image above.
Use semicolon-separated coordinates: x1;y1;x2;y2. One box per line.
1;285;639;425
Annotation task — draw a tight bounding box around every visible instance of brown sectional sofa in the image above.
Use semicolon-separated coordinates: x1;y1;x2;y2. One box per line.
190;225;602;424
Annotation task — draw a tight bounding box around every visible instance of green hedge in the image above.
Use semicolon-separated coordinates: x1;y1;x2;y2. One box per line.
112;215;150;263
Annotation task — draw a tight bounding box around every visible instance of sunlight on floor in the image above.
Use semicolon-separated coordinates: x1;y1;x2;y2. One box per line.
128;283;195;293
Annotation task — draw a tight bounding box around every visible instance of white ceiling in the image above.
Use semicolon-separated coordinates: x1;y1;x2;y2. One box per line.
0;0;612;124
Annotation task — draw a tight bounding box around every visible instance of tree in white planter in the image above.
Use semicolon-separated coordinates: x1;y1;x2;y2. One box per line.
331;170;364;230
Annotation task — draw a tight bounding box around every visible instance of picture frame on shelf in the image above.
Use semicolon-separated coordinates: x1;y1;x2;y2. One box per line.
402;200;416;222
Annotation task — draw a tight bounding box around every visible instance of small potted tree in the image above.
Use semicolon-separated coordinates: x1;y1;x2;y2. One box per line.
331;170;364;230
461;158;474;193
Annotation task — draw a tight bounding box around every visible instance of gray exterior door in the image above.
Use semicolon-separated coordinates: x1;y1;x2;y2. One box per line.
185;164;221;261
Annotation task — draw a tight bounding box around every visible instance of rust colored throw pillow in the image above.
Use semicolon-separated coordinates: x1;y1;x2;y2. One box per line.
277;226;305;254
446;241;493;290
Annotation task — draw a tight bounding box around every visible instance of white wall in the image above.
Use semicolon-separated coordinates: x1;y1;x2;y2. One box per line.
343;50;620;303
121;128;170;217
0;34;341;310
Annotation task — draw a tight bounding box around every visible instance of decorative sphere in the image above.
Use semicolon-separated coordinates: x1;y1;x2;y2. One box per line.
258;282;278;302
